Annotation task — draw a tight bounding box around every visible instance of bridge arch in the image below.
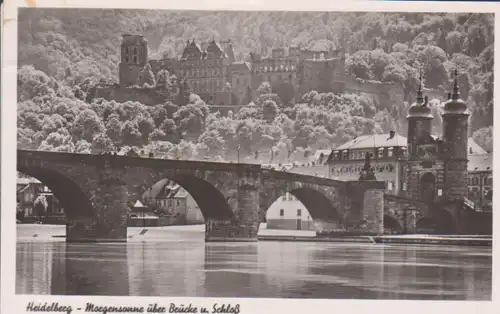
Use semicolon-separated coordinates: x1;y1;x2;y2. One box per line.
289;187;342;224
416;209;457;234
263;186;343;232
17;166;95;220
138;174;235;222
383;215;403;234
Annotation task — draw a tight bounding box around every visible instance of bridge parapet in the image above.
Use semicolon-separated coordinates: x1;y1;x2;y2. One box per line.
262;169;346;187
18;149;263;172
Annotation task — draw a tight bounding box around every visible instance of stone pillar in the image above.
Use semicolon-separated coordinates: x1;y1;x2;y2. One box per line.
66;171;128;242
205;168;261;242
362;189;384;235
346;181;385;235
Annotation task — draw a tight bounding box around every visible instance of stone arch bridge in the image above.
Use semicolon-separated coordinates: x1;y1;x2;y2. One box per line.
18;149;386;242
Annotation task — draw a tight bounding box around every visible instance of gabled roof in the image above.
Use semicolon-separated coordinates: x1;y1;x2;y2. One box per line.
133;200;146;208
231;61;251;72
468;138;488;155
333;134;488;155
335;133;407;151
17;177;41;185
468;154;492;172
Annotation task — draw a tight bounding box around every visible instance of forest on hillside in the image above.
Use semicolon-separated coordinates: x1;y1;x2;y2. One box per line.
17;9;494;160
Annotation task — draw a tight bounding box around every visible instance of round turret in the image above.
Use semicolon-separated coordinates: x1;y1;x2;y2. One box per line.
407;79;433;119
442;69;470;115
407;100;433;119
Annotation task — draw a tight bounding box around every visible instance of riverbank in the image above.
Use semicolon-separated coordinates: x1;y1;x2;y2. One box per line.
16;223;316;242
16;224;491;246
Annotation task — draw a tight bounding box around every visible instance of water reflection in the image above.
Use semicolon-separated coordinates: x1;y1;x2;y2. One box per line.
16;239;492;300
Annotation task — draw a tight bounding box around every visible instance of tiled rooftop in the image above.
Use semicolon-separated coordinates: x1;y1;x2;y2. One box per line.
468;154;492;172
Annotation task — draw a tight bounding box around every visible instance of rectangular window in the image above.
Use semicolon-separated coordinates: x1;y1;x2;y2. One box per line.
378;149;384;158
297;209;302;217
280;209;284;217
388;149;393;157
124;48;130;63
282;194;287;201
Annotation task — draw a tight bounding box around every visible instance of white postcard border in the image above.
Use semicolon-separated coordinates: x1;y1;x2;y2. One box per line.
2;1;499;313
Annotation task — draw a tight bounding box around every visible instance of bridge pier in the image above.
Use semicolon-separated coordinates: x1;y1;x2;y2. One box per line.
66;174;129;243
339;181;386;236
205;183;260;242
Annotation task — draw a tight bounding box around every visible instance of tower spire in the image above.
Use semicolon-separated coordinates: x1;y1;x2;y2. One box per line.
452;68;460;100
416;69;424;103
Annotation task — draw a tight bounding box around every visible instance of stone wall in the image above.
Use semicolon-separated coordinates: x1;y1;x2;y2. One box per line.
383;194;429;233
90;86;169;106
205;219;259;241
343;76;404;107
267;218;315;231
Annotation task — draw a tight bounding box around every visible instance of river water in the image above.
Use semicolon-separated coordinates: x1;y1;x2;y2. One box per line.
16;225;492;300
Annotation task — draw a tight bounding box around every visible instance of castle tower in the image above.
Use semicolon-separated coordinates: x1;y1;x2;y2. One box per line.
441;69;470;200
119;34;149;87
406;74;433;159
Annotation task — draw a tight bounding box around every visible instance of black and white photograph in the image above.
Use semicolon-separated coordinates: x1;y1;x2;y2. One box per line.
2;1;497;310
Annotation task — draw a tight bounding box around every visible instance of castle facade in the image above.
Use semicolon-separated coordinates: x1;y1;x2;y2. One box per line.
89;34;407;108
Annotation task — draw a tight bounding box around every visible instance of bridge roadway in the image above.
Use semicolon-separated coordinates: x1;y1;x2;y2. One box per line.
17;149;386;242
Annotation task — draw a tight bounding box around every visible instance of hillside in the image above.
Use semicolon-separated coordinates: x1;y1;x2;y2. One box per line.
17;9;494;158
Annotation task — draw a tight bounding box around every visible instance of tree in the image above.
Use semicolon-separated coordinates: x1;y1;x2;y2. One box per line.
121;120;142;146
17;65;56;101
138;63;155;87
257;81;272;95
198;129;226;157
346;52;371;80
174;103;208;141
71;109;105;142
34;195;48;221
105;115;123;144
262;99;279;122
136;114;155;142
92;133;114;153
74;139;92;153
445;31;464;56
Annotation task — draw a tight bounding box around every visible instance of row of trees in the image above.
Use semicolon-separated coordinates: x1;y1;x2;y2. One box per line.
18;61;493;162
18;64;399;162
17;11;493;133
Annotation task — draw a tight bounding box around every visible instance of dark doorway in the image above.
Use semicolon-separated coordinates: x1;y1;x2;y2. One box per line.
420;172;436;203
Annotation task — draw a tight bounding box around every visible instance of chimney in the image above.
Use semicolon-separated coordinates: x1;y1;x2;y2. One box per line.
447;92;451;100
388;130;396;140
